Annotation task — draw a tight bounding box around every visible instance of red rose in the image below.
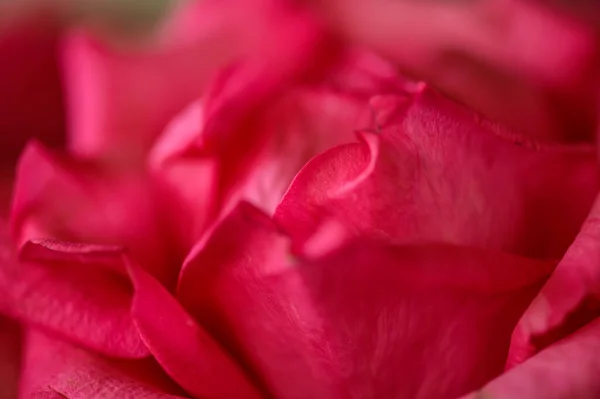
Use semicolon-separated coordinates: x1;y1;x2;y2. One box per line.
1;1;599;399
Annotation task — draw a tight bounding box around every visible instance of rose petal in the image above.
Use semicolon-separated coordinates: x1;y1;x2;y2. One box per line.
310;0;599;141
178;202;552;399
176;202;313;398
462;318;600;399
61;15;238;167
129;260;263;399
275;89;598;259
0;317;21;399
150;1;347;250
508;194;600;366
149;100;221;251
0;239;148;358
152;86;365;249
239;88;365;214
11;141;177;286
19;329;187;399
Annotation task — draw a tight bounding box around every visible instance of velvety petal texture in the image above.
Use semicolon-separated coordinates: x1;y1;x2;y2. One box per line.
19;330;187;398
178;202;553;399
276;88;598;259
0;239;147;358
1;1;599;398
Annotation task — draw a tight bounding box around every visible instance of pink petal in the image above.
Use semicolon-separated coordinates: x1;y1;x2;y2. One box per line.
11;141;177;286
508;194;600;366
129;260;262;399
239;88;366;214
19;329;188;399
313;0;594;86
149;101;220;251
0;239;148;358
324;49;424;98
152;86;365;249
60;4;247;167
0;317;21;399
275;89;598;259
461;318;600;399
178;202;552;399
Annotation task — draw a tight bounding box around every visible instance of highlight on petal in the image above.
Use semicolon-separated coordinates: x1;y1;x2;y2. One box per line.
275;88;598;259
462;318;600;399
129;260;262;399
178;201;552;399
19;329;188;399
151;83;368;250
508;194;600;366
239;88;366;214
0;239;148;358
11;141;177;286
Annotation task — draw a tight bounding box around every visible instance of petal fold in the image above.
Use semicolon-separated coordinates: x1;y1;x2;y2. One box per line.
129;261;263;399
509;194;600;366
276;89;598;259
0;239;147;358
463;318;600;399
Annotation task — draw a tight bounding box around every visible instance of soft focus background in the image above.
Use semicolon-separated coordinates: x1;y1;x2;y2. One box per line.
2;0;599;157
0;1;599;398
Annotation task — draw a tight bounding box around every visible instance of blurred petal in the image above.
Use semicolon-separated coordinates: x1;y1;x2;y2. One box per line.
149;100;219;252
323;49;422;98
0;19;64;166
61;0;248;167
509;194;600;366
462;318;600;399
0;239;147;358
61;31;204;166
178;202;552;399
0;317;21;399
275;89;598;259
11;141;177;286
129;260;263;399
19;329;187;398
309;0;599;141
